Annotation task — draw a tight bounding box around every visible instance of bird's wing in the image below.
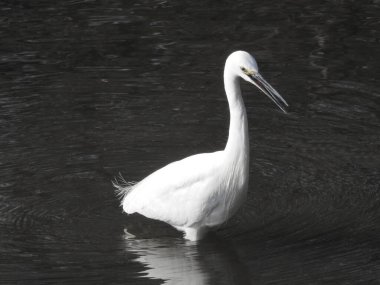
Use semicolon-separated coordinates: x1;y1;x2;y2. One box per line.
123;151;225;227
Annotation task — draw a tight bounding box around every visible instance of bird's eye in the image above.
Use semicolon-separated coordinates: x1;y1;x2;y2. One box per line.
241;67;252;75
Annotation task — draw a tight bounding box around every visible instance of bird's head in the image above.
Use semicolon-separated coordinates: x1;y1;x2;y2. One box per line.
226;51;288;113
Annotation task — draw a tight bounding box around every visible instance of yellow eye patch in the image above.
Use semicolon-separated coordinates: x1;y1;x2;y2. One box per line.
240;66;255;76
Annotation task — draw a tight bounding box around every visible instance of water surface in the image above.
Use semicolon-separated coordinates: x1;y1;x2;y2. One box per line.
0;0;379;284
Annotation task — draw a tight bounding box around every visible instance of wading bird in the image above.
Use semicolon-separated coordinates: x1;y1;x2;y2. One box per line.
114;51;288;241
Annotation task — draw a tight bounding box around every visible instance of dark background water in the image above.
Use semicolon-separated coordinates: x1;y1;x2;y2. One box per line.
1;0;379;284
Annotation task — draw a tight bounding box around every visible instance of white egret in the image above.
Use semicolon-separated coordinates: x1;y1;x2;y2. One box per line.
114;51;288;241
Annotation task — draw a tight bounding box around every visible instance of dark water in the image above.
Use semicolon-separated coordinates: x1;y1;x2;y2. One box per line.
1;0;379;284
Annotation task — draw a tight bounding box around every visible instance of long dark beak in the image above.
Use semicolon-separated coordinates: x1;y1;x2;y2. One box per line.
248;73;288;113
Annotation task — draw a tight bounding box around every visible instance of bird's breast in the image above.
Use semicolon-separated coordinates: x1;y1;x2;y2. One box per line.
203;159;249;227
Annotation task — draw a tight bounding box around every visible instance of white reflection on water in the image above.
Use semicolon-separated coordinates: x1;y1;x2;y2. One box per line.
122;230;251;285
125;238;209;284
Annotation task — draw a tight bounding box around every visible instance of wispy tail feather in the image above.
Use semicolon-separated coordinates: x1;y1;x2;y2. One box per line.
112;172;137;204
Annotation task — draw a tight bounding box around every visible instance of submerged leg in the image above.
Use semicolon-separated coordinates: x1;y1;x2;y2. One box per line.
123;227;136;239
183;227;208;241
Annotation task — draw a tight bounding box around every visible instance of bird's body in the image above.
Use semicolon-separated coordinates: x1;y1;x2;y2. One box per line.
115;51;288;241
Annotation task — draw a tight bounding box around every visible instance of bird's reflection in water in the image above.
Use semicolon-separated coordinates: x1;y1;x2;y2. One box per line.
122;229;251;285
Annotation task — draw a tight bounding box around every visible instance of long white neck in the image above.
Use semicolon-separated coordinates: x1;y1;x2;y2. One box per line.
224;69;249;163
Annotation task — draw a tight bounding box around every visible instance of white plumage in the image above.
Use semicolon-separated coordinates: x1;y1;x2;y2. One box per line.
114;51;288;241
